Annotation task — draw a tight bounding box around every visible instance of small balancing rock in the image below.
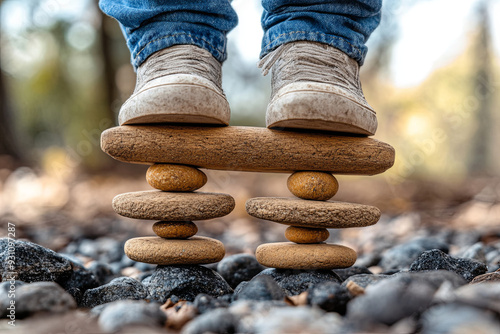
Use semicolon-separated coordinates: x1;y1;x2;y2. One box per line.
113;191;235;221
256;243;357;270
287;171;339;201
152;221;198;239
246;197;380;229
146;164;207;191
125;236;224;265
285;226;329;244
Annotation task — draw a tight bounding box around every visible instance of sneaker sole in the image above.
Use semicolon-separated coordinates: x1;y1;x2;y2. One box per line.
119;75;230;126
266;86;377;136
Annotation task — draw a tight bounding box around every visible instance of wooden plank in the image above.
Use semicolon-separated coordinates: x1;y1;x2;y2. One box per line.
101;125;395;175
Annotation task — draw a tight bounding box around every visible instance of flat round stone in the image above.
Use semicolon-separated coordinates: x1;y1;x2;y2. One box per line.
152;221;198;239
285;226;329;244
124;236;225;265
246;197;380;228
146;164;207;191
113;190;235;221
287;171;338;201
256;242;357;269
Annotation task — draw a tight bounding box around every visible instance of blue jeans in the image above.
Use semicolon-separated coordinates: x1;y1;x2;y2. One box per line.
99;0;381;69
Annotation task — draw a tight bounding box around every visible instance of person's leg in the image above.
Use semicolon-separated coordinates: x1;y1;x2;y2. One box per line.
100;0;238;69
261;0;381;65
259;0;382;135
99;0;238;125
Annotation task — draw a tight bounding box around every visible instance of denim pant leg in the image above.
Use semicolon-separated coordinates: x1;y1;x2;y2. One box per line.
99;0;238;69
261;0;382;65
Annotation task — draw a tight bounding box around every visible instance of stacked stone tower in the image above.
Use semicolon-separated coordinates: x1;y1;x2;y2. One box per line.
101;125;394;270
112;163;235;266
246;171;380;269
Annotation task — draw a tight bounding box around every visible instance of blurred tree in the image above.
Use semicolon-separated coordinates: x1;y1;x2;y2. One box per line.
97;3;118;123
468;0;494;175
0;69;23;162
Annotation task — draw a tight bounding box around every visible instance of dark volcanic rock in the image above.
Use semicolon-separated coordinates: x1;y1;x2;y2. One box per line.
334;266;373;282
307;281;352;315
0;239;72;283
146;265;233;303
379;237;449;270
15;282;76;318
217;254;264;288
256;269;341;296
234;275;285;302
193;294;230;314
97;300;165;332
409;249;487;282
81;277;148;308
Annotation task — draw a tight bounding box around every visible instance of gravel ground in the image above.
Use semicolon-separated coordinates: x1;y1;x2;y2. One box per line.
1;170;500;333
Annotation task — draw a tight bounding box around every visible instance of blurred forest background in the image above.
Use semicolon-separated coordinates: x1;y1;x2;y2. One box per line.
0;0;499;249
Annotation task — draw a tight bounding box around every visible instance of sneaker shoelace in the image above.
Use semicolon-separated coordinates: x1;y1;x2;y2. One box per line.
258;42;363;101
135;45;223;93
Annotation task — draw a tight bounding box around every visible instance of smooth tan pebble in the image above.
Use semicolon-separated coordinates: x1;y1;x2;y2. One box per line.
152;221;198;239
112;190;235;221
246;197;380;229
285;226;329;244
287;171;338;201
146;164;207;191
124;236;225;265
256;242;357;270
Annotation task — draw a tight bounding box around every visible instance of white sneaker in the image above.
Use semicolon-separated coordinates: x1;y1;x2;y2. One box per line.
119;45;230;126
259;41;377;135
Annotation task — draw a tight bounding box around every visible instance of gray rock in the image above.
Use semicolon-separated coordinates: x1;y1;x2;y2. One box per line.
146;265;233;303
396;270;466;289
346;273;439;326
421;303;500;334
234;275;285;302
81;276;148;308
253;306;344;334
307;281;352;315
0;280;25;317
453;282;500;313
182;308;237;334
0;238;72;283
98;300;165;332
134;261;157;272
86;261;117;285
230;300;291;333
59;257;100;303
77;237;123;263
15;282;76;318
89;303;108;318
334;266;373;282
409;249;487;282
217;254;264;289
341;274;391;289
379;237;449;270
193;293;229;314
455;242;487;264
256;269;341;296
